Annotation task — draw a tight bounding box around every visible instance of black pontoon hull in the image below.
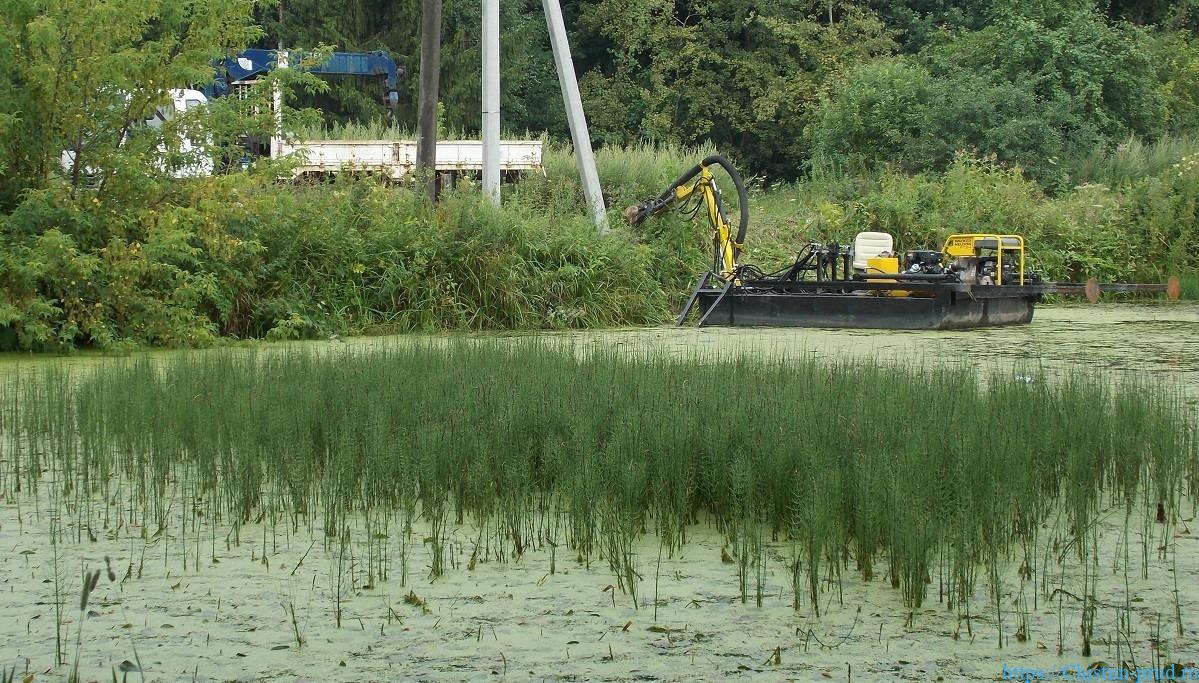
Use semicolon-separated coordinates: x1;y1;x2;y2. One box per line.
694;289;1036;330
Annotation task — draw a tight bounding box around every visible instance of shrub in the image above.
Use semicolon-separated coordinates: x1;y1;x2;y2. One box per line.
824;155;1147;282
808;4;1171;188
0;172;681;350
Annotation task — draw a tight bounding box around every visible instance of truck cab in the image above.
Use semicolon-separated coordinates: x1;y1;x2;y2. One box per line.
60;88;214;182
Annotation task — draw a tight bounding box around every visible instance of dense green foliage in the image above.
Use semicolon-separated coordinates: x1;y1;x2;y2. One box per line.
2;136;1198;351
0;173;685;351
4;0;1198;184
807;4;1189;186
523;142;1199;292
245;0;1199;181
5;343;1195;633
0;0;267;210
763;152;1199;284
0;1;677;350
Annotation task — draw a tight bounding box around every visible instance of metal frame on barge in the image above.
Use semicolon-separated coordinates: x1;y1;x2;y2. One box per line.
686;278;1034;330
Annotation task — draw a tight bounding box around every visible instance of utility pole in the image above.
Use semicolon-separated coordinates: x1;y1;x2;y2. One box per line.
416;0;442;201
541;0;607;231
481;0;500;204
271;50;287;160
271;2;285;160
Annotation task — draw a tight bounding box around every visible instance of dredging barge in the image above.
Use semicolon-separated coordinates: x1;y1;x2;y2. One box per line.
625;156;1179;330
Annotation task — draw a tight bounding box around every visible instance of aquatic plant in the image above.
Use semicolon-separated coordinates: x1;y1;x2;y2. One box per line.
2;340;1195;653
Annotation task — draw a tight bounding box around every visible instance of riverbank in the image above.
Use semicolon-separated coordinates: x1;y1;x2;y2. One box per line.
1;142;1196;352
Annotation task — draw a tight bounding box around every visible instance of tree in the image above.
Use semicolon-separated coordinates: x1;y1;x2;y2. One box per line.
807;1;1171;185
0;0;265;210
922;1;1167;139
572;0;895;179
1105;0;1199;29
858;0;992;51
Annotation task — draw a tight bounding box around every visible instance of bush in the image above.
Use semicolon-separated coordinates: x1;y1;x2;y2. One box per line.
1067;134;1199;187
3;142;1196;352
0;173;681;351
1124;152;1199;279
0;190;222;351
808;153;1194;283
808;5;1171;188
234;181;672;337
1148;30;1199;134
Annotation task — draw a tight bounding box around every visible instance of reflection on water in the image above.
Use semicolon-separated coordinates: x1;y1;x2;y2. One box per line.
2;303;1197;398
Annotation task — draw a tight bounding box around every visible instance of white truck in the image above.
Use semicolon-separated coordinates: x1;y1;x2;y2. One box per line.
62;89;544;181
275;138;543;181
60;89;216;180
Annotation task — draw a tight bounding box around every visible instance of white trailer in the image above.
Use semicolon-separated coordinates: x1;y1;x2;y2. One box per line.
273;138;543;180
61;89;544;182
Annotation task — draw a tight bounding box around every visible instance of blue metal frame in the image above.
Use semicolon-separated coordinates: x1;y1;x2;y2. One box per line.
204;49;400;107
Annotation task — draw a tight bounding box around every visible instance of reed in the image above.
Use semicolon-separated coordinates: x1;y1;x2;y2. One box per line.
3;340;1196;656
1068;134;1199;188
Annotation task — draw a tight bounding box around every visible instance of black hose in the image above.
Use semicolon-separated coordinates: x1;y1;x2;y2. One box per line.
853;272;954;281
671;155;749;257
629;154;750;258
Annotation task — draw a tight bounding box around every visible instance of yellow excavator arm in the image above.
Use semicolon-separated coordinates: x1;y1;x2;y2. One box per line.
624;155;749;281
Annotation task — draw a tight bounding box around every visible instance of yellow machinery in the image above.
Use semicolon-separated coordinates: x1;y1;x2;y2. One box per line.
863;233;1029;293
941;234;1026;285
626;154;1178;329
624;155;749;282
864;255;908;297
865;256;901;275
683;165;739;280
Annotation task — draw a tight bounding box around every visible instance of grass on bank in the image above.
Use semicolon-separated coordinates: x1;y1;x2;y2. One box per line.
520;137;1199;288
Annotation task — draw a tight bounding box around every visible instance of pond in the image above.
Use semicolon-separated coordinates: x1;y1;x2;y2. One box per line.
4;302;1197;391
1;302;1196;682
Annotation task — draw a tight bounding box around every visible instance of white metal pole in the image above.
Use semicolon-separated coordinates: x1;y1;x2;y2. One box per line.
541;0;607;231
481;0;501;204
271;50;287;160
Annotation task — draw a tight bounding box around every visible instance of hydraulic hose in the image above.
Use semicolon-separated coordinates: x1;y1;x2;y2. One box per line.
625;154;750;257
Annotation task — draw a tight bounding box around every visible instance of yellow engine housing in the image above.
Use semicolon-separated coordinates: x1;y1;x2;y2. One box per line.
865;256;914;297
865;256;899;275
942;234;1026;285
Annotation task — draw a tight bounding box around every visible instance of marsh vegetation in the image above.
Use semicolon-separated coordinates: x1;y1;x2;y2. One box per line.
1;339;1196;679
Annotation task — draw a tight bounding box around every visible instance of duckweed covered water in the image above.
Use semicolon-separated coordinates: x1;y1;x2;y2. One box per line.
4;321;1196;608
1;302;1197;679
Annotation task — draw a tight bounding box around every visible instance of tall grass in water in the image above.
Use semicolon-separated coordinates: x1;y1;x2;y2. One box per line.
3;342;1196;651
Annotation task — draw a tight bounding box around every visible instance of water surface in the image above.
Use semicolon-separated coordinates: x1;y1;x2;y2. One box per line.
3;302;1197;395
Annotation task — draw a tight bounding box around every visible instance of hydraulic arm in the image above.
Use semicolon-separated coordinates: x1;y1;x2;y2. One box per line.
625;154;749;281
